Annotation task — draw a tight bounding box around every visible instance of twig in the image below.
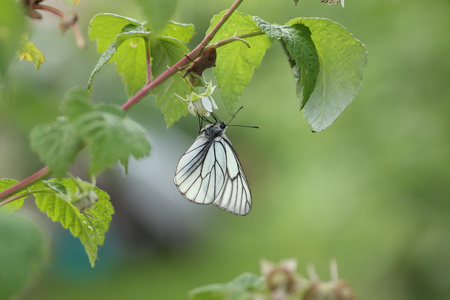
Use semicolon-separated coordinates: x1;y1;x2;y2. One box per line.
1;0;245;202
144;38;152;84
0;167;51;201
121;0;244;111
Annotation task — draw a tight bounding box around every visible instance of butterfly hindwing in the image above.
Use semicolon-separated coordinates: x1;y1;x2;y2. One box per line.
174;122;252;215
212;135;251;215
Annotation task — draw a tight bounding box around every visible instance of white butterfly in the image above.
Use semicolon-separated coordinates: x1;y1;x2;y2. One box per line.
174;120;252;216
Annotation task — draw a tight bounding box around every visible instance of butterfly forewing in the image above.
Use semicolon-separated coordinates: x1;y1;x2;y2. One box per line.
174;123;252;215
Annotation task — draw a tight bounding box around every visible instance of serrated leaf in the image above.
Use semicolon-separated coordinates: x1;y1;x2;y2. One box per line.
29;117;82;178
207;11;271;113
0;0;27;77
88;13;194;99
255;18;319;108
0;179;26;214
189;273;263;300
44;181;67;195
112;35;148;96
62;88;151;175
34;178;113;267
286;18;368;132
88;15;149;96
152;36;191;126
86;28;151;94
0;213;45;300
89;13;143;53
134;0;179;33
17;35;46;71
160;21;195;44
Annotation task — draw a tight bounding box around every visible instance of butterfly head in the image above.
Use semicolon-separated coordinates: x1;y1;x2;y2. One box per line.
202;122;227;139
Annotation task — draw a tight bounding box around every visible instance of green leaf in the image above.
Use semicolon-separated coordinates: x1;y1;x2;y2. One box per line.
17;35;46;71
207;11;271;113
34;178;114;267
189;273;264;300
88;13;194;102
0;0;27;77
62;88;151;175
111;32;148;96
255;18;319;108
89;13;143;53
0;179;27;214
29;117;82;178
286;18;368;132
152;36;191;126
159;21;195;44
134;0;179;33
0;213;45;300
89;14;148;96
86;27;151;95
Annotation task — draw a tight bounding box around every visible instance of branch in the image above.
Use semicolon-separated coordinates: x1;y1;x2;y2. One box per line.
144;38;152;84
121;0;244;111
0;167;51;201
34;4;86;49
1;0;245;202
208;31;265;49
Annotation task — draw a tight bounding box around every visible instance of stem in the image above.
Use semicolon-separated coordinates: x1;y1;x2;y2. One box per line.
0;192;30;206
209;31;264;49
0;167;51;202
144;38;152;84
34;4;86;49
34;4;64;18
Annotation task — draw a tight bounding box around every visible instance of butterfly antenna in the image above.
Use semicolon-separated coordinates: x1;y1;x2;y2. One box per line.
228;106;244;124
226;106;259;129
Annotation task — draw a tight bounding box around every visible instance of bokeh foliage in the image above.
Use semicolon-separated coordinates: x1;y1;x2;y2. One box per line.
1;0;450;300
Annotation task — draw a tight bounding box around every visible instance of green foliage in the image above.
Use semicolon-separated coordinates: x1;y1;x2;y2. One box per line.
62;88;150;175
16;35;46;71
255;17;320;109
29;117;82;178
208;11;271;113
86;10;367;131
30;88;150;176
33;178;114;267
189;273;264;300
134;0;179;33
285;18;367;132
0;179;27;214
88;14;194;126
256;17;367;132
151;36;191;126
88;14;149;96
0;213;45;300
0;0;27;77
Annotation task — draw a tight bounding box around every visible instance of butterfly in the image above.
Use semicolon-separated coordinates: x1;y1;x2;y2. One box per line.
174;113;254;216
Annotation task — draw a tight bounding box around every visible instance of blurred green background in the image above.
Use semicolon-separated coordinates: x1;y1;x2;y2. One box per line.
1;0;450;299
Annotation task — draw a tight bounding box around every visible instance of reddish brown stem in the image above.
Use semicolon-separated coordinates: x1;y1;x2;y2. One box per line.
121;0;244;111
34;4;86;49
0;167;51;201
34;4;64;18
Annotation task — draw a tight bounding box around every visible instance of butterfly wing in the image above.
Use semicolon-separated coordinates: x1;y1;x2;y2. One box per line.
174;134;227;204
212;135;252;216
174;127;252;216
